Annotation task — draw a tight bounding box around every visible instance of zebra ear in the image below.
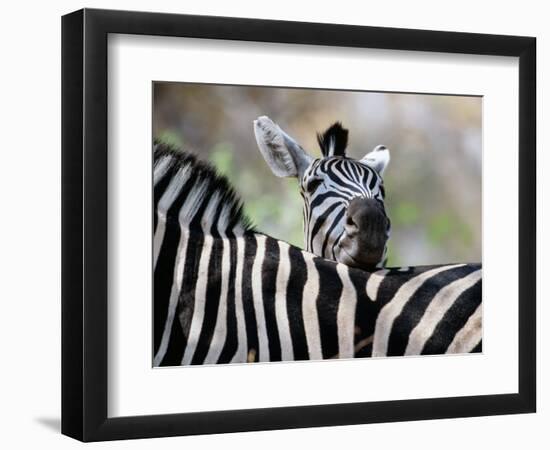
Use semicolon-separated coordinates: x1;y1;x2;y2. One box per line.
361;145;390;175
254;116;313;178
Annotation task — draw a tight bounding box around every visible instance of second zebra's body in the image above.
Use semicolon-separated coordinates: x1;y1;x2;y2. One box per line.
153;143;482;366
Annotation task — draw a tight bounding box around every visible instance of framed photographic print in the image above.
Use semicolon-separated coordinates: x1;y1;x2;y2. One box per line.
61;8;536;441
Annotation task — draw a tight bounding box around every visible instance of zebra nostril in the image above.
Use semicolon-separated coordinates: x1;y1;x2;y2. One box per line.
346;216;357;229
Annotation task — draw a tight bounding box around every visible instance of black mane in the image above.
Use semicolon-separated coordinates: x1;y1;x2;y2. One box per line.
153;141;254;234
317;122;349;157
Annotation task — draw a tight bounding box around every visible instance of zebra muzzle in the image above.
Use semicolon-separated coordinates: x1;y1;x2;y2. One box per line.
338;197;389;269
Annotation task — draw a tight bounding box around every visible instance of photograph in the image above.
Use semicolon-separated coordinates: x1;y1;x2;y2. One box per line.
152;83;483;366
54;5;537;443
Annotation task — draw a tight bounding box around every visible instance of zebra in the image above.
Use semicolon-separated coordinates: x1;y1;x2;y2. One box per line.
254;115;391;270
153;142;482;366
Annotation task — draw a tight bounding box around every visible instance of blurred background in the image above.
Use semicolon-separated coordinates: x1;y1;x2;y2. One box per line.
153;82;481;266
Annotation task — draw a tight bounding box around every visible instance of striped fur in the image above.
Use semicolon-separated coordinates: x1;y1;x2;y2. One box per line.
300;156;390;265
153;143;482;366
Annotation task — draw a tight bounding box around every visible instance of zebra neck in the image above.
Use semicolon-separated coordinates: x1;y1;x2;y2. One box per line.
153;143;253;238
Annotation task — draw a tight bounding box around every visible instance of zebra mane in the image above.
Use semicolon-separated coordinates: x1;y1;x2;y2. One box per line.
154;141;254;236
317;122;349;157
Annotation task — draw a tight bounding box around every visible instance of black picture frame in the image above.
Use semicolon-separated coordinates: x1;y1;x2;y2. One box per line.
61;8;536;442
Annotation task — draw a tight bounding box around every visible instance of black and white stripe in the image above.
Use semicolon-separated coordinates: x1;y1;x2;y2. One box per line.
153;143;482;366
301;156;389;263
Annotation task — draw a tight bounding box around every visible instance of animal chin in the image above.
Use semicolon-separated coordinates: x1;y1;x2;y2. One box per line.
337;244;383;270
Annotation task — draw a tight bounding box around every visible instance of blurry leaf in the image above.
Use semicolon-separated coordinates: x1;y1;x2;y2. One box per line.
427;213;474;252
457;221;474;246
286;178;299;188
428;213;452;244
385;244;398;267
394;202;419;225
156;129;184;148
209;143;234;178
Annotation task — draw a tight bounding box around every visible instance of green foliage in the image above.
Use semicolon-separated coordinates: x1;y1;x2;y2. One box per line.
209;143;235;179
428;213;474;247
457;222;474;246
385;243;398;267
156;129;184;149
153;84;482;265
393;202;420;225
243;178;304;248
428;213;452;243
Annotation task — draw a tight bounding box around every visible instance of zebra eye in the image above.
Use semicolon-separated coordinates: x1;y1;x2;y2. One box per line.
306;178;323;192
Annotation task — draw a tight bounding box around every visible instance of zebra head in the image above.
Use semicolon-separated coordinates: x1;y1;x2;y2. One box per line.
253;116;390;270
